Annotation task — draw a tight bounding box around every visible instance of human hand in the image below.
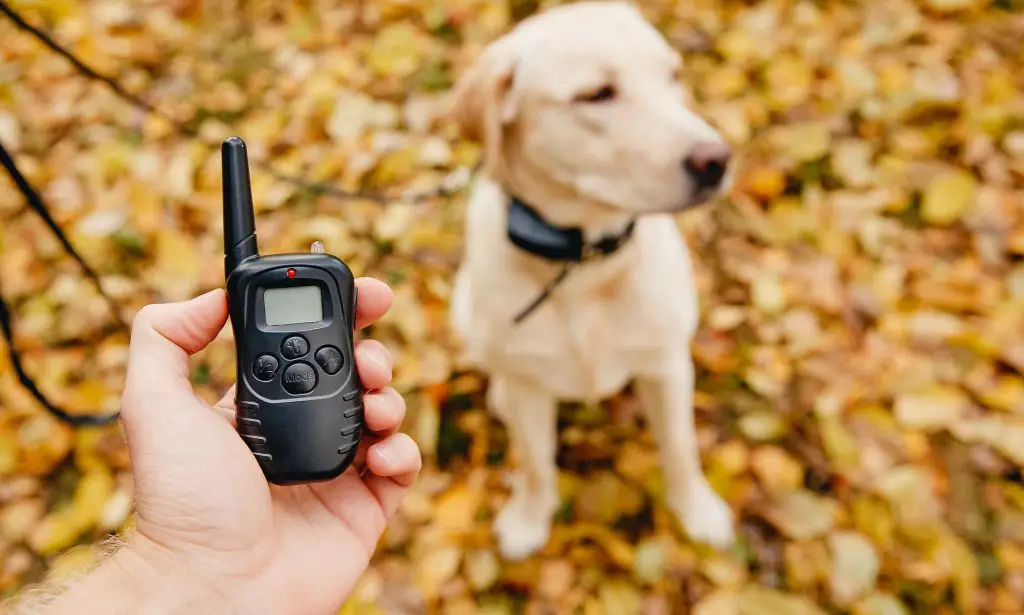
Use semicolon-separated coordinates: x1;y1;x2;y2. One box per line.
40;279;419;615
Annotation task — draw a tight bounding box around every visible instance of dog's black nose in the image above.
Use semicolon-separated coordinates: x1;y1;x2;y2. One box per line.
684;142;731;189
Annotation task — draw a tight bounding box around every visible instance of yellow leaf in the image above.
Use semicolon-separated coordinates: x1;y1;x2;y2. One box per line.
765;55;814;107
99;488;134;533
338;599;386;615
700;553;749;589
764;490;838;539
751;446;804;494
852;593;911;615
931;532;979;614
552;524;634;568
703;65;750;99
28;510;83;556
47;545;98;584
18;416;74;476
464;549;500;592
738;412;787;441
694;590;739;615
737;585;828;615
0;431;19;476
73;469;115;530
893;386;970;431
435;482;484;533
413;546;462;599
0;499;45;543
772;123;831;162
977;376;1024;413
598;579;642;615
631;538;669;585
784;541;830;590
921;170;976;226
922;0;986;11
829;531;881;605
751;275;788;314
367;22;432;79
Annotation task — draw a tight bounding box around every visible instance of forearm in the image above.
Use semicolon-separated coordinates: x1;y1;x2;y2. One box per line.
10;538;235;615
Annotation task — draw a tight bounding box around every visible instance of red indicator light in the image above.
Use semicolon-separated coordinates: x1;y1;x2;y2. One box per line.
287;268;296;278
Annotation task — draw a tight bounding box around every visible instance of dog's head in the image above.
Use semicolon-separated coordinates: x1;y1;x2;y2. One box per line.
448;1;731;224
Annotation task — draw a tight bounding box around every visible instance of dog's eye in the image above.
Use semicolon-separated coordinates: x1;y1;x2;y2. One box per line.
576;84;616;103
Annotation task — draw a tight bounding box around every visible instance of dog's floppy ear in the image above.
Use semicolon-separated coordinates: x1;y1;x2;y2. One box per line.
448;37;519;175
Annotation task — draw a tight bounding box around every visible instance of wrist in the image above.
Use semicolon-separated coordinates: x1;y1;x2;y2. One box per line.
38;536;236;615
119;536;239;614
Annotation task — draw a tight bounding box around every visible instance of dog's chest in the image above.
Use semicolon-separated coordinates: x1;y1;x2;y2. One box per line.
489;249;697;400
558;285;641;399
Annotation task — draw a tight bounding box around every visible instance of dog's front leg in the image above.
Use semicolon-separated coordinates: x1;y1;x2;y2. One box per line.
490;375;560;560
636;355;735;548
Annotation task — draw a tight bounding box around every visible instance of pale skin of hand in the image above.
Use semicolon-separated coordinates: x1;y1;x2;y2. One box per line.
38;278;421;615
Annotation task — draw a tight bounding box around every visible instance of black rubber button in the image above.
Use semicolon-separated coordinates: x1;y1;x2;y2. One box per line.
252;355;279;381
238;417;262;427
282;336;309;359
282;362;317;394
315;346;344;375
343;390;359;401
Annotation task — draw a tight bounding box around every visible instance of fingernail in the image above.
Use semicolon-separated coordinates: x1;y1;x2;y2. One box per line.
364;346;391;376
193;288;222;302
373;442;394;468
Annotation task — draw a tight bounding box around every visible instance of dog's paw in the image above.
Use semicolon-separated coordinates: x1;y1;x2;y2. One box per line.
670;480;735;548
494;496;555;561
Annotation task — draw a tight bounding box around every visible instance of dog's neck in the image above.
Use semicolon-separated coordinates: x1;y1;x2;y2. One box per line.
506;196;636;264
496;157;636;243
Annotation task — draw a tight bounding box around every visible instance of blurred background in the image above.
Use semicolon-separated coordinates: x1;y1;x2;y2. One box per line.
1;0;1023;613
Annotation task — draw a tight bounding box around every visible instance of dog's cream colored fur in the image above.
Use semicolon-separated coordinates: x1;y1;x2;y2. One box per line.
448;1;735;559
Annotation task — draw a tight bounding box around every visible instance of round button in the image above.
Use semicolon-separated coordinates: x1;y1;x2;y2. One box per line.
281;335;309;359
315;346;344;375
282;362;317;394
252;354;279;381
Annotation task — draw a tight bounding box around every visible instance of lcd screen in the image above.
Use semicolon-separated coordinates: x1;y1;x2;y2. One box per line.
263;286;323;326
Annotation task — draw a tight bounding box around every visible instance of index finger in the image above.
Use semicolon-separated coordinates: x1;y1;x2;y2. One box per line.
355;277;394;330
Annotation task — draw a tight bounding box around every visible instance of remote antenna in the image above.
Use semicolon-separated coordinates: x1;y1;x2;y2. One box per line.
223;136;259;278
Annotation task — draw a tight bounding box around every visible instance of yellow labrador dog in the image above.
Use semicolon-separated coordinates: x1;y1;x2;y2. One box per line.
447;0;735;559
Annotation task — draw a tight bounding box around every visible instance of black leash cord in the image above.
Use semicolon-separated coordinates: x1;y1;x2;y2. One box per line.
0;288;121;427
0;139;122;427
512;263;574;326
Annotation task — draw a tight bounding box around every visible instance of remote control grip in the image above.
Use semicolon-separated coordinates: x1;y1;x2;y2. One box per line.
235;379;364;485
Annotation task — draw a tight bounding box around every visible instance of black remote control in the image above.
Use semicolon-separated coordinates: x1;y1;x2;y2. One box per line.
222;136;363;485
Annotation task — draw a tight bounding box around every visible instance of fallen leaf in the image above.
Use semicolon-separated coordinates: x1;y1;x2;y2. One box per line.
852;593;911;615
751;446;804;494
464;549;500;592
921;170;976;226
736;585;828;615
764;490;838;539
599;579;642;615
829;531;881;605
893;386;970;432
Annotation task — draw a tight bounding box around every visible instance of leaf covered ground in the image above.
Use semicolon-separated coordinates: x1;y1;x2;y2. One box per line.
1;0;1024;613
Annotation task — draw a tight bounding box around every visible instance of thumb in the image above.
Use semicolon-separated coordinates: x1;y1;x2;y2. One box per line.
122;289;228;418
